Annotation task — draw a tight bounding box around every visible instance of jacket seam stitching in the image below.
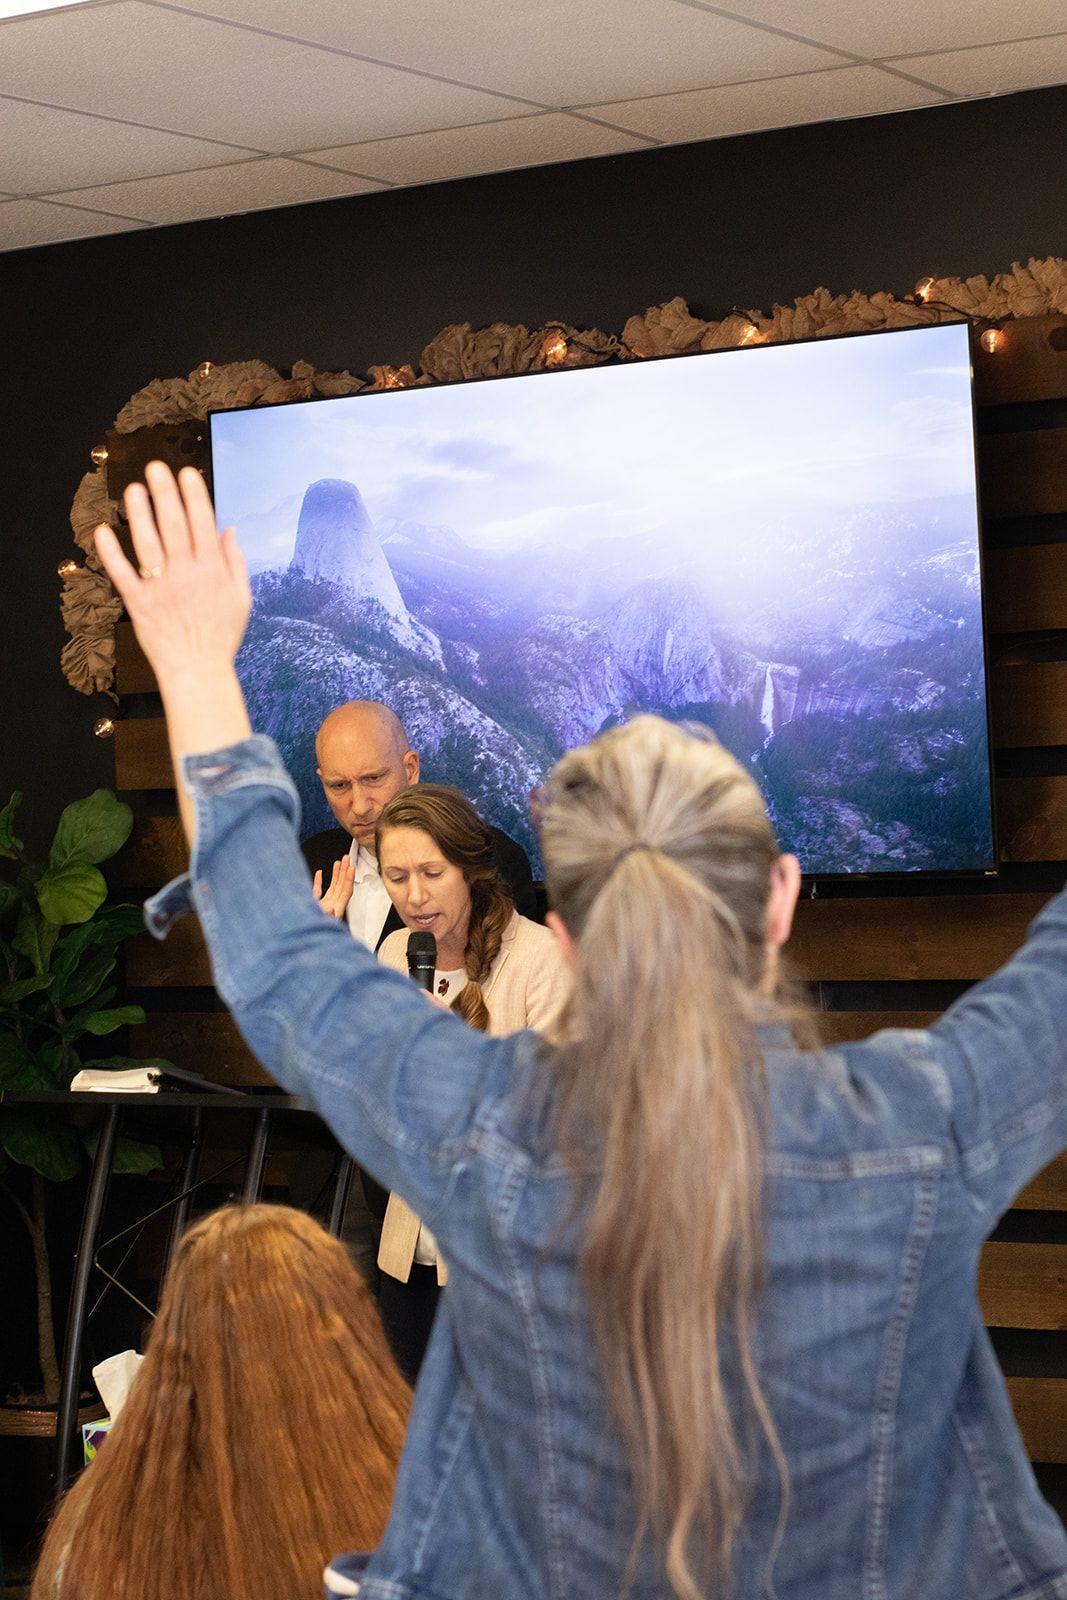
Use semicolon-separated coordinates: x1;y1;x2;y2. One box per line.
961;1081;1067;1182
493;1164;568;1600
952;1413;1028;1591
408;1383;477;1572
861;1169;940;1600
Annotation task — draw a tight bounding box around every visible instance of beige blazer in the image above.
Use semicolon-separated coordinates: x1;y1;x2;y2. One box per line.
375;912;570;1284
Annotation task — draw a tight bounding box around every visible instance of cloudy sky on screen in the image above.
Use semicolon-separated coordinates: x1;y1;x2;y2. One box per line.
210;322;978;575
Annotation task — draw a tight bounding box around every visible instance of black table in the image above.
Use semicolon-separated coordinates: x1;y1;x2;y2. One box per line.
0;1088;355;1495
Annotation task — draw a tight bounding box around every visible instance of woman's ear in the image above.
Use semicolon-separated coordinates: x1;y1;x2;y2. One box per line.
545;910;576;967
766;854;802;950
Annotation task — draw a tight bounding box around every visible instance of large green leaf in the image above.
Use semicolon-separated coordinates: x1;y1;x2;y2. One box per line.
55;955;116;1014
0;973;54;1004
0;1034;52;1090
81;1128;163;1175
49;790;134;870
112;1136;163;1175
0;792;23;860
12;907;59;975
39;1036;75;1088
88;904;146;944
50;791;133;870
49;907;147;1004
53;927;112;994
0;1109;82;1181
82;1005;145;1036
36;863;107;927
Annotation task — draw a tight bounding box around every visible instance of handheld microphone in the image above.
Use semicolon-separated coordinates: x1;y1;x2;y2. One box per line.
406;931;437;993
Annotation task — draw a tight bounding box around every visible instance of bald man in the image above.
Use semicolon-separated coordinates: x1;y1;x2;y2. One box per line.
301;701;536;1301
301;700;536;951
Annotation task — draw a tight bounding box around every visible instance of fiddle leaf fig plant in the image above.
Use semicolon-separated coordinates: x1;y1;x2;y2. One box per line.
0;787;164;1404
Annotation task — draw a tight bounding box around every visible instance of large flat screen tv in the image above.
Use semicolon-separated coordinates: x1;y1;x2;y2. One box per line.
210;321;995;878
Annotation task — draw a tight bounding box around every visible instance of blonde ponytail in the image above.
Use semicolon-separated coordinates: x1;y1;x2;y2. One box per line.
540;716;794;1599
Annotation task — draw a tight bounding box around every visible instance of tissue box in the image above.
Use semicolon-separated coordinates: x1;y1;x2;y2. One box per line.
82;1418;112;1463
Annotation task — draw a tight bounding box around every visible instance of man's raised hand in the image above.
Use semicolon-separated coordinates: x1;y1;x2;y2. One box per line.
313;857;356;920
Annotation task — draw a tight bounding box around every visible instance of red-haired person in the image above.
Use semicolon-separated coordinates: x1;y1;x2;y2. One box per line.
33;1205;410;1600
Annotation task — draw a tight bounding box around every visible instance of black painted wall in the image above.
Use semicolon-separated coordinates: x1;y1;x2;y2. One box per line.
2;82;1065;848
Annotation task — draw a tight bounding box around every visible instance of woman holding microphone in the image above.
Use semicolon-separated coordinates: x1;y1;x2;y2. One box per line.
373;782;568;1379
94;462;1067;1600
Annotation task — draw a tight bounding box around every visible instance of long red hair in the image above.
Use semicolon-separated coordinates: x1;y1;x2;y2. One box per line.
33;1204;410;1600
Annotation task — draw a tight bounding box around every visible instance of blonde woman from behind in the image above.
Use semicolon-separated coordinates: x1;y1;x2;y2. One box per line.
97;461;1067;1600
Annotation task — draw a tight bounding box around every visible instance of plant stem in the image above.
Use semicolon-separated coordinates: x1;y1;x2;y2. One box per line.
0;1003;65;1035
31;1174;61;1405
1;1174;62;1405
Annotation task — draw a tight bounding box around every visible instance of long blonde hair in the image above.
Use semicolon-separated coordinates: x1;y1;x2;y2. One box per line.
539;716;792;1600
376;784;513;1032
33;1204;410;1600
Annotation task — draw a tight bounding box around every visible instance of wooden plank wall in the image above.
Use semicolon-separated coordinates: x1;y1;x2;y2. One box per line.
108;316;1067;1464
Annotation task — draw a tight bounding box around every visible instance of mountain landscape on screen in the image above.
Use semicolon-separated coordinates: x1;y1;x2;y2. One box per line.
237;475;990;877
219;325;995;877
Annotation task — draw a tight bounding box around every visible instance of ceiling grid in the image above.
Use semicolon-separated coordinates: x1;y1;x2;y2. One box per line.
0;0;1064;251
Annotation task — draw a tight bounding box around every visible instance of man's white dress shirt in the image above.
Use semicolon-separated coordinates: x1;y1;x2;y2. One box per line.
343;841;394;949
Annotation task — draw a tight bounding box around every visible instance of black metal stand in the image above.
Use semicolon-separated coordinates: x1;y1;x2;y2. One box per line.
240;1108;272;1202
326;1155;356;1237
55;1103;119;1497
165;1106;203;1269
1;1087;305;1500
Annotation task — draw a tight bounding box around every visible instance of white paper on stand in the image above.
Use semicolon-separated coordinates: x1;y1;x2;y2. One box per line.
71;1067;160;1093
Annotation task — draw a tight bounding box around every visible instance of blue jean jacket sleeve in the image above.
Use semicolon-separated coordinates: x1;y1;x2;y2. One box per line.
928;883;1067;1229
145;737;512;1238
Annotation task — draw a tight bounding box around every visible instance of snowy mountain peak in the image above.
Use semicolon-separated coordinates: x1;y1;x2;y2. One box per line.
288;478;443;665
289;479;405;617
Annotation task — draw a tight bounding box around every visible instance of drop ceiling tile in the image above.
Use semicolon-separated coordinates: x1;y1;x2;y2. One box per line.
159;0;848;103
0;96;252;195
889;33;1067;95
50;156;387;224
0;196;147;252
0;3;294;113
585;65;945;143
0;1;526;149
713;0;1067;62
304;112;651;186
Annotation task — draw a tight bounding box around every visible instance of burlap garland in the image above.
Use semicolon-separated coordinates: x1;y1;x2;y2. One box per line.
59;255;1067;697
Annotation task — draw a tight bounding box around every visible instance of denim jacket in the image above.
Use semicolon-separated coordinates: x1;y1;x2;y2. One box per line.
149;737;1067;1600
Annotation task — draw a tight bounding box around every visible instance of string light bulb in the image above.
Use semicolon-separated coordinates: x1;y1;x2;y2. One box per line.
739;322;761;345
915;277;936;303
57;558;78;578
540;331;568;367
383;367;405;389
197;360;213;379
93;717;115;739
90;444;108;467
980;327;1002;354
